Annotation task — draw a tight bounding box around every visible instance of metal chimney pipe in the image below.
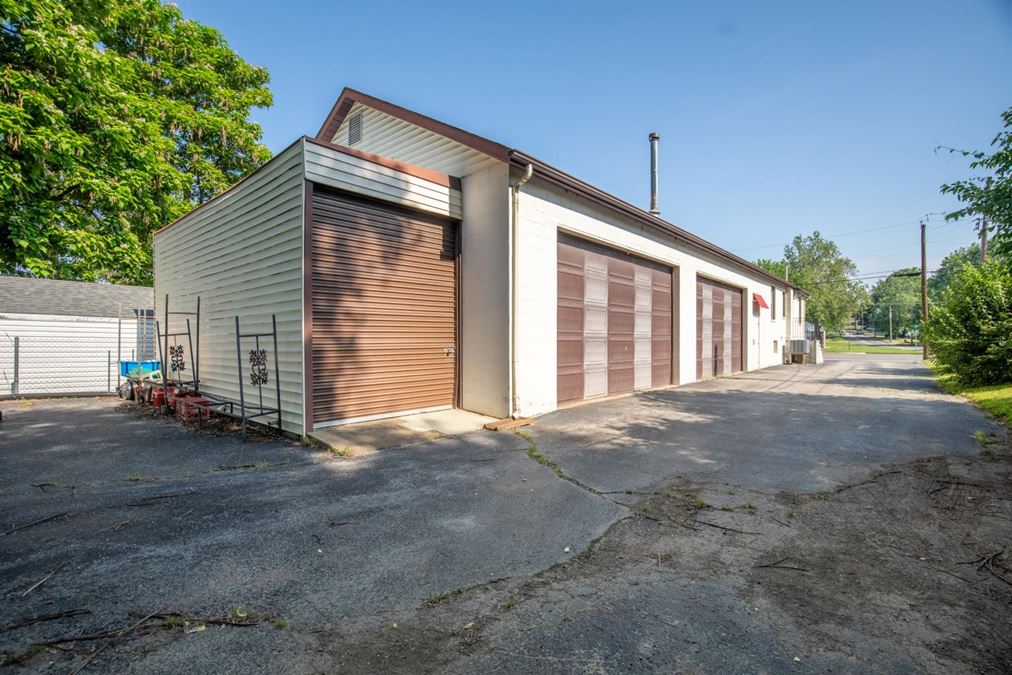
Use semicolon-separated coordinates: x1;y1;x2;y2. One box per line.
648;132;660;215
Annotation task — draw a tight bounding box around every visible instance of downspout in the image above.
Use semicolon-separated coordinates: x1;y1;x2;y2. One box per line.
509;162;534;418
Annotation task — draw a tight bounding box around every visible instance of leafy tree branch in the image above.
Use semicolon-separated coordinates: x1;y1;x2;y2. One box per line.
0;0;272;283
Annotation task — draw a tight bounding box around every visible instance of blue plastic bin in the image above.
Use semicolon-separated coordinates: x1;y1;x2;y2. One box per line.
119;360;160;377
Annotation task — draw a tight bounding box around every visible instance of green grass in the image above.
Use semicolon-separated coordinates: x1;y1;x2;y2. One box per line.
933;367;1012;427
519;431;565;480
823;339;919;355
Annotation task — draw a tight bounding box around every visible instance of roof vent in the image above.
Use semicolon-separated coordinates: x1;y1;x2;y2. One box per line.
348;112;363;145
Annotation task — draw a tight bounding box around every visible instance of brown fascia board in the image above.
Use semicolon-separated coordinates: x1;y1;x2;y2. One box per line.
508;150;808;297
315;87;511;162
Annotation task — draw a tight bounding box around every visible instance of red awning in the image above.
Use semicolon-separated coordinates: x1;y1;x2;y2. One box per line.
752;292;769;309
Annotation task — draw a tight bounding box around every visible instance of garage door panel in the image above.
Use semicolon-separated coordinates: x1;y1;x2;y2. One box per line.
585;274;608;304
585;306;608;335
557;247;586;404
584;363;608;399
558;305;583;335
696;277;743;380
608;281;635;310
558;269;584;301
652;313;671;335
558;234;676;404
652;337;672;387
607;308;634;335
311;188;456;424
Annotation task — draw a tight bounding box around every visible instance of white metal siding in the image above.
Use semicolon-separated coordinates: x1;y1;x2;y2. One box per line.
0;314;139;396
332;103;501;176
304;141;461;219
153;141;305;435
514;179;792;416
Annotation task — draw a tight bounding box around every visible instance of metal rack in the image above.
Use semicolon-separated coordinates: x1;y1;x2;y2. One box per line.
233;314;282;441
154;294;200;413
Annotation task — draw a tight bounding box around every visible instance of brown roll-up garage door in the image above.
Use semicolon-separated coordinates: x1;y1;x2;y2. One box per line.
557;235;676;404
311;187;457;424
696;277;743;380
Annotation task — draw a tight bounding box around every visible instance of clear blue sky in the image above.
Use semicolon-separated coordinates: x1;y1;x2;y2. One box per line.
179;0;1011;281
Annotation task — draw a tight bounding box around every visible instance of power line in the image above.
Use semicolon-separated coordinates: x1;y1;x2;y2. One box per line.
731;215;972;255
732;219;922;252
801;269;939;285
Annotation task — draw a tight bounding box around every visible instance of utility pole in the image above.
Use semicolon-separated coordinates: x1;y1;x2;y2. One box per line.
888;305;893;341
920;220;929;359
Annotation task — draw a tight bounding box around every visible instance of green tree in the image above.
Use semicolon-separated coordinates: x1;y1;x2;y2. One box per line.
929;243;980;302
924;261;1012;385
0;0;272;284
869;269;921;337
759;232;865;334
755;257;787;279
940;106;1012;261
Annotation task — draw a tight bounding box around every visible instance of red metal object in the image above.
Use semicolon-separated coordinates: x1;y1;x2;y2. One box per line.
752;292;769;309
176;395;211;422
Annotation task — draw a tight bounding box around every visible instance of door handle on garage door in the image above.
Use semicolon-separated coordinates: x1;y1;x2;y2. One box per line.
444;347;456;356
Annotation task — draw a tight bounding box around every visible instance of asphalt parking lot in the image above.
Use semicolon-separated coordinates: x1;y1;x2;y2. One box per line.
1;353;1004;673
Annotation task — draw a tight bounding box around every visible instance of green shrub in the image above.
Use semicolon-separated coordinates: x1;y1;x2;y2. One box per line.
924;261;1012;386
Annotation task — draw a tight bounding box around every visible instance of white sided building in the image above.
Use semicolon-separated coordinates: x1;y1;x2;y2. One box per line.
153;88;807;437
0;277;154;397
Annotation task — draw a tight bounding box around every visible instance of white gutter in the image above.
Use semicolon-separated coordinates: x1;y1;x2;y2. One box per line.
509;163;534;418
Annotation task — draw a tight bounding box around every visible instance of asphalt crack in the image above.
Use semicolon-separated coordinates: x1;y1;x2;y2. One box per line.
515;430;628;508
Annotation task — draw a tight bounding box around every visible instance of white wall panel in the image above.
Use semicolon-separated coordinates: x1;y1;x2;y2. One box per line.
304;141;461;219
0;314;140;396
460;163;510;417
333;103;500;177
153;141;305;435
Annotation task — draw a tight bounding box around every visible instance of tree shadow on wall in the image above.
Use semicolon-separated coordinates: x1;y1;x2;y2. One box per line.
311;187;457;425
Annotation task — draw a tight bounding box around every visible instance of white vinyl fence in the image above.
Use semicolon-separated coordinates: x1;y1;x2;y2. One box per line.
0;313;153;397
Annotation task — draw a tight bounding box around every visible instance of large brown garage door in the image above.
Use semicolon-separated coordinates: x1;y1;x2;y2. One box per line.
696;277;743;379
310;187;457;424
558;235;675;404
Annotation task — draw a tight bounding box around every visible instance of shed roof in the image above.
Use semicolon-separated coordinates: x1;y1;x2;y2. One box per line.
316;87;808;297
0;276;153;318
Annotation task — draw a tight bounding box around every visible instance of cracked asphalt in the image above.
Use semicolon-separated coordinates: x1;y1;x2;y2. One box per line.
1;353;1005;673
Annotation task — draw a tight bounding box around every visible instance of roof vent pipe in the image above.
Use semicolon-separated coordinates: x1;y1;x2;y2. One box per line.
649;132;660;215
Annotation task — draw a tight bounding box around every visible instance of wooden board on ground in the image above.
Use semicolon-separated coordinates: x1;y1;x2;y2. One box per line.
483;417;531;432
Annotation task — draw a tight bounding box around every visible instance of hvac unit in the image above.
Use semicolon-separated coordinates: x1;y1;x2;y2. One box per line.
789;339;810;354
